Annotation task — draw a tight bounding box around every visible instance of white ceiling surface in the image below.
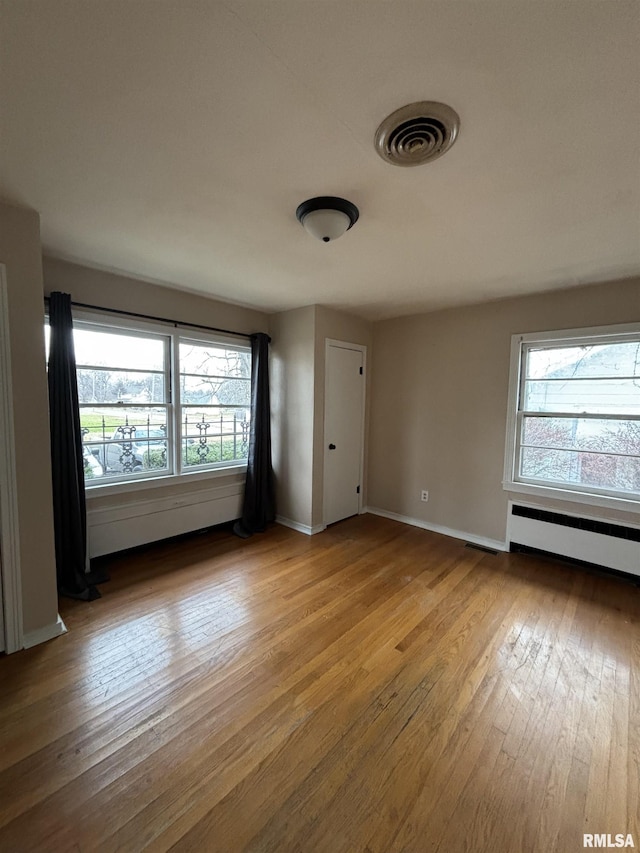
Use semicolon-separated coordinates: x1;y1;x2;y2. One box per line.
1;1;639;320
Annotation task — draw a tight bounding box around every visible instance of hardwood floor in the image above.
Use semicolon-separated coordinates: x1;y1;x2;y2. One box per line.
0;514;638;852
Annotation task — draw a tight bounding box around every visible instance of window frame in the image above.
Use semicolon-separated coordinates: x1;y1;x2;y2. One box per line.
58;308;250;495
503;322;640;514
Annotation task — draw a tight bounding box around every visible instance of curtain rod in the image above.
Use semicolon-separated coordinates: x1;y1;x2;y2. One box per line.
44;296;253;340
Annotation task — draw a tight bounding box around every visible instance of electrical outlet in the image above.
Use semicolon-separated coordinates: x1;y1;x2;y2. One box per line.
421;490;429;502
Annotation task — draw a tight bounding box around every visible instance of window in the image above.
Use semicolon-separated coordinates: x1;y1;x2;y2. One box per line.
46;314;251;487
504;325;640;508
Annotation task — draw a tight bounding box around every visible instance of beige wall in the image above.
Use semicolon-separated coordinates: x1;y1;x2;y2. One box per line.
0;201;58;635
368;277;640;545
312;306;372;528
43;257;268;337
43;257;271;513
270;305;315;528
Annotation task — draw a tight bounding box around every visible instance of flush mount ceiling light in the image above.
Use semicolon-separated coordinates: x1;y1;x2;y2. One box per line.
296;196;359;243
374;101;460;167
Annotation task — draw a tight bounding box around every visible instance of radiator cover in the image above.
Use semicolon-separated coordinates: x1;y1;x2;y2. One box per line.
508;502;640;578
87;481;243;558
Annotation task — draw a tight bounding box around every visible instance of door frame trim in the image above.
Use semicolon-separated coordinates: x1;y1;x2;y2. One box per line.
0;264;24;653
323;338;367;529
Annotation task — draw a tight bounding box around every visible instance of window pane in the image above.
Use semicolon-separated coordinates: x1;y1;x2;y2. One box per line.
182;407;250;468
179;342;251;379
74;328;165;371
520;446;640;494
80;407;169;480
526;341;640;380
77;368;165;404
180;374;250;406
520;446;574;483
522;417;640;455
523;377;640;415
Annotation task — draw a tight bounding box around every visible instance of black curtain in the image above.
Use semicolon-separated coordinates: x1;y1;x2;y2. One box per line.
48;292;100;600
233;332;275;538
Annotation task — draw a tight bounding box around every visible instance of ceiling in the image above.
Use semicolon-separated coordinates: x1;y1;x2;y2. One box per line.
1;1;639;321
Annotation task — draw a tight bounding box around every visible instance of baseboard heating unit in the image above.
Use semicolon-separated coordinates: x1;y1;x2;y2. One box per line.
508;502;640;578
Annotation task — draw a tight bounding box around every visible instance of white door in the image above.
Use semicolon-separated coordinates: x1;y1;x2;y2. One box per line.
323;342;365;526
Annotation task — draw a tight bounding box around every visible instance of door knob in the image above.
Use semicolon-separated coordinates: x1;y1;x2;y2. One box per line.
328;443;336;450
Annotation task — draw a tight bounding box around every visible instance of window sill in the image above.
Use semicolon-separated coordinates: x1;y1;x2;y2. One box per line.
503;480;640;516
85;463;247;500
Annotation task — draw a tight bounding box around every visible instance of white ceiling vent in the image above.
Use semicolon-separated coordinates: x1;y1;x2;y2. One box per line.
374;101;460;167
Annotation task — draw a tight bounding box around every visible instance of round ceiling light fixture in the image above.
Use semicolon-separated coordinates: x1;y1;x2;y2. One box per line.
296;196;359;243
374;101;460;167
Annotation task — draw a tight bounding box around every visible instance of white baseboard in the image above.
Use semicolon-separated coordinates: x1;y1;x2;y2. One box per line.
276;515;325;536
364;506;507;552
23;614;67;650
